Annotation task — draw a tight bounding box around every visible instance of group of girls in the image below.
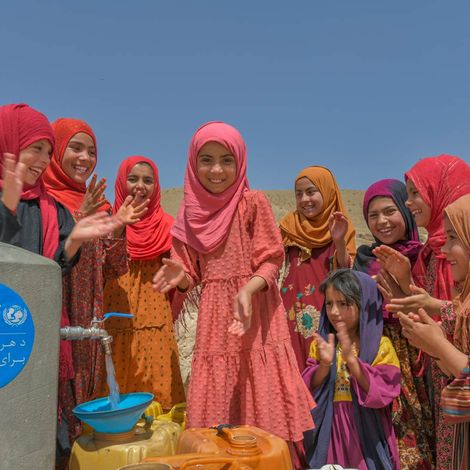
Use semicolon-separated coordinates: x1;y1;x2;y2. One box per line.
1;102;470;470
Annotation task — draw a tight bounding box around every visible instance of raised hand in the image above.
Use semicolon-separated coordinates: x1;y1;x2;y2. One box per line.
328;211;349;243
152;258;187;294
315;332;335;366
1;153;26;212
385;284;442;315
64;212;123;260
372;245;412;293
376;269;405;303
79;174;107;217
228;287;253;337
397;308;445;355
116;195;150;225
336;322;357;362
70;212;122;242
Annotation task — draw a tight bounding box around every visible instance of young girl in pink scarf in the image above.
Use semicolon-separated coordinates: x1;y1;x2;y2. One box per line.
153;121;314;467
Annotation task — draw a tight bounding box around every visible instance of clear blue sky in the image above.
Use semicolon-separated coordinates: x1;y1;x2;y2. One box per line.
2;1;469;194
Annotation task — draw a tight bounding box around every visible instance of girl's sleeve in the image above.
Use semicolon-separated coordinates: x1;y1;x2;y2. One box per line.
54;203;80;272
171;238;201;289
439;300;455;337
169;238;202;321
0;200;21;243
301;338;321;389
249;191;285;288
350;336;401;409
103;236;129;282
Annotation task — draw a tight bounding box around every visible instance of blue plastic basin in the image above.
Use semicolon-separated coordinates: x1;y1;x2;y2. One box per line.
73;392;154;434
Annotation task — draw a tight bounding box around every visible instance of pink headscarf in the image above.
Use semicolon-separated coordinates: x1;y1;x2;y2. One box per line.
171;121;250;254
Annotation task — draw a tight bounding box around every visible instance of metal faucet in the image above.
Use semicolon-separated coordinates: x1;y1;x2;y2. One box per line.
59;313;133;355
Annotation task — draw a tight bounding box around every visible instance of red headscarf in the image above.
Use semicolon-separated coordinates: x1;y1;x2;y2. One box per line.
0;103;58;259
114;156;173;260
406;154;470;300
43;118;111;214
171;121;250;254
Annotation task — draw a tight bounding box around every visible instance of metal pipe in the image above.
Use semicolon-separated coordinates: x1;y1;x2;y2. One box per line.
59;326;113;355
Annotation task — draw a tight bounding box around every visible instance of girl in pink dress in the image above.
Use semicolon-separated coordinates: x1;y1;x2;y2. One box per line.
153;121;314;465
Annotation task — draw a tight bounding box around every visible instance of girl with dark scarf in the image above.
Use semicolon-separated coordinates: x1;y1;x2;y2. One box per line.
375;156;470;469
302;269;401;470
354;179;433;469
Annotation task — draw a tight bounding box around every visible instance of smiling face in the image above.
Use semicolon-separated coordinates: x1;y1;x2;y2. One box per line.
441;215;469;284
61;132;97;184
295;177;324;220
367;196;407;245
196;141;237;194
405;179;432;228
325;285;360;336
18;139;53;186
126;162;155;203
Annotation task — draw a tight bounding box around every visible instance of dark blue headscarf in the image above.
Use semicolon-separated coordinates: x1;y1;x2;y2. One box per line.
304;270;394;470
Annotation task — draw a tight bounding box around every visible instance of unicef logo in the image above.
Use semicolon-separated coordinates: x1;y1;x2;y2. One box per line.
2;305;28;327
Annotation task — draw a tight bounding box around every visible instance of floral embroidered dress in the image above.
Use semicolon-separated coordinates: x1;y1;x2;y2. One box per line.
281;243;336;368
62;236;128;438
280;166;356;372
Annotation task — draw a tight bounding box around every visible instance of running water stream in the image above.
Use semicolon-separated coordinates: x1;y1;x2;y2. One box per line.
105;353;120;409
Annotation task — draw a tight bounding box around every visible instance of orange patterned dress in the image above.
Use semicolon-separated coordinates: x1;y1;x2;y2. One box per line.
103;255;185;409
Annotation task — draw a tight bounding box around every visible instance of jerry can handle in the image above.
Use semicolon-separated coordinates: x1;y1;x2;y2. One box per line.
180;457;245;470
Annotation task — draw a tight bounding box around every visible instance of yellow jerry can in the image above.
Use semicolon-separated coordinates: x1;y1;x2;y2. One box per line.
68;419;181;470
156;403;186;429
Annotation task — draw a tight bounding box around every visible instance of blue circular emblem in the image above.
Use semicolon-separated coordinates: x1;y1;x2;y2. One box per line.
0;284;35;388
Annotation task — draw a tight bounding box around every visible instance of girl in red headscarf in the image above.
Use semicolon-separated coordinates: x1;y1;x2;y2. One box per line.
42;118;147;439
153;122;314;468
0;104;123;466
375;155;470;469
103;156;185;408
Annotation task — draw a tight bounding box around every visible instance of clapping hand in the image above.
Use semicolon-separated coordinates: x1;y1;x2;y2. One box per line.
1;153;26;213
152;258;186;294
79;174;108;216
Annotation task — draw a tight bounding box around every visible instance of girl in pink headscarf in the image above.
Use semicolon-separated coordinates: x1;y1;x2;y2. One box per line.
153;122;314;468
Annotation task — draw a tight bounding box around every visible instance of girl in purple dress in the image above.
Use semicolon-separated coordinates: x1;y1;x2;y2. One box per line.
303;269;401;470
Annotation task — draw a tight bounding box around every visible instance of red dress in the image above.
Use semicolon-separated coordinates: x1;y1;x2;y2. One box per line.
172;191;315;442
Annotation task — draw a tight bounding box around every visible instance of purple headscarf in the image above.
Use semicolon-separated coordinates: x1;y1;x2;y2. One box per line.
304;270;394;470
353;179;422;276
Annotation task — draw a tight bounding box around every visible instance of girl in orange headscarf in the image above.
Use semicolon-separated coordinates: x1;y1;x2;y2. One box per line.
103;156;185;409
279;166;356;371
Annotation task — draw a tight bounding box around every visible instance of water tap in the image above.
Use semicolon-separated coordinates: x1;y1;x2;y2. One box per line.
59;312;133;354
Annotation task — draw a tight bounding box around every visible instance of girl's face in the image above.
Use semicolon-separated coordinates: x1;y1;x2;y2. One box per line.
441;215;469;284
405;179;431;227
367;196;407;245
295;177;324;220
61;132;96;184
126;162;155;203
196;141;237;194
325;285;359;335
18;139;53;186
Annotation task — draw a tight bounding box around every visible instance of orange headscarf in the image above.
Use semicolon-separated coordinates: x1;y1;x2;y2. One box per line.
43;118;111;214
445;194;470;355
280;166;356;259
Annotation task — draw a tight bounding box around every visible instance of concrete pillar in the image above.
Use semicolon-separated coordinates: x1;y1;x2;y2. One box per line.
0;242;62;470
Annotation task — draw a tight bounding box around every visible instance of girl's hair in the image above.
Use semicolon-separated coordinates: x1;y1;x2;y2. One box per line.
320;269;362;311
